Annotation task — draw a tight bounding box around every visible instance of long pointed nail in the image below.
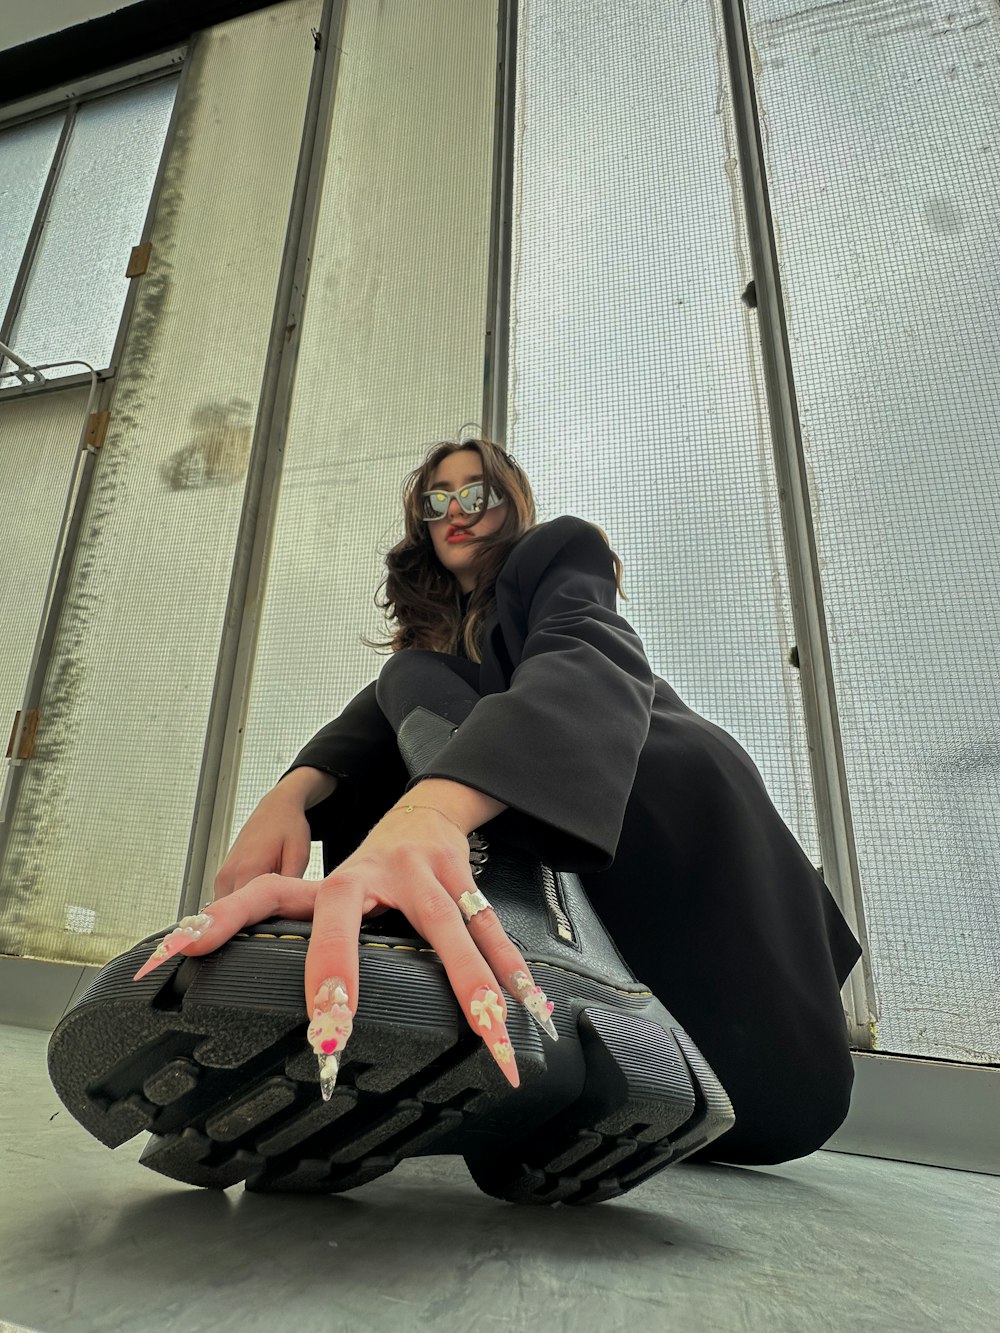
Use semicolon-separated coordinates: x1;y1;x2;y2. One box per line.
510;969;558;1041
470;986;520;1088
306;977;354;1101
132;914;213;981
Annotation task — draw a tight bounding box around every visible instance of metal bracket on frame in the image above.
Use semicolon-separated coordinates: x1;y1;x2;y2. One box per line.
125;241;152;278
84;411;110;450
6;710;40;761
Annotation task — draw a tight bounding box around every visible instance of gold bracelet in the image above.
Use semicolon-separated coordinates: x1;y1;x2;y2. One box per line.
384;803;467;837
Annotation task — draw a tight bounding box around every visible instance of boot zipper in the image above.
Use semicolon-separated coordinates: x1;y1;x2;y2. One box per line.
540;864;575;943
469;831;575;943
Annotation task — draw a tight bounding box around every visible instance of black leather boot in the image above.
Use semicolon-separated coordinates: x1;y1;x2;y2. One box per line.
47;708;734;1205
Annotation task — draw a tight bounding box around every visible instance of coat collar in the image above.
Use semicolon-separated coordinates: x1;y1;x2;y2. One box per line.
476;516;594;694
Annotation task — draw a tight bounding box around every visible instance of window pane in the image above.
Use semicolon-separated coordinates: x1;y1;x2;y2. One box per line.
0;112;62;363
506;0;822;874
743;0;1000;1063
232;0;497;874
5;77;179;381
0;388;92;745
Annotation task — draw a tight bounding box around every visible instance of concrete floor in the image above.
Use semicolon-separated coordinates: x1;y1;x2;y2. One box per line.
2;1023;998;1333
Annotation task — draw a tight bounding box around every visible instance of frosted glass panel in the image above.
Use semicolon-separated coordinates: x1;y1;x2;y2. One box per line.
0;112;62;323
744;0;1000;1061
0;388;91;750
506;0;821;865
0;0;320;964
6;77;179;381
229;0;497;880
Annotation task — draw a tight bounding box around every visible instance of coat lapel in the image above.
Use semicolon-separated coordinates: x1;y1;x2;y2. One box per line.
478;518;570;696
479;607;513;696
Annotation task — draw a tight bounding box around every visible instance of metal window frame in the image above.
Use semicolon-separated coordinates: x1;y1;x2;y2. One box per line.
485;0;877;1044
482;0;517;445
0;108;75;355
717;0;878;1045
177;0;346;917
0;48;186;399
178;0;509;916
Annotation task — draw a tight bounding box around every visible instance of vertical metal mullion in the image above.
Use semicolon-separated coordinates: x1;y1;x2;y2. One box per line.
177;0;347;918
719;0;876;1045
0;105;76;351
482;0;518;446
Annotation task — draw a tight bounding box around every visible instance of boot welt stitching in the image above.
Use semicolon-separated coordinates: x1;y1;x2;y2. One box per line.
220;930;654;998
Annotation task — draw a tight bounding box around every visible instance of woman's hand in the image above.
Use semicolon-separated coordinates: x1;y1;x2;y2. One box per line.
131;804;558;1099
213;784;314;892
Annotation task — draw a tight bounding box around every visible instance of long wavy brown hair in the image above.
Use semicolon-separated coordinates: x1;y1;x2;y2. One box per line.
361;435;628;664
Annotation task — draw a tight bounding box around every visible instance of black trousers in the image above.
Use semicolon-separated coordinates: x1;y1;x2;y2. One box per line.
376;649;856;1167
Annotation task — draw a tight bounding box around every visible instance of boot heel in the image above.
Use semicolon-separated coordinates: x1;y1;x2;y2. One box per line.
464;1006;735;1206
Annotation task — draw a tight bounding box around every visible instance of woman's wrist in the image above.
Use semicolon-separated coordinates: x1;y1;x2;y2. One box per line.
394;778;508;837
381;802;467;837
272;766;339;811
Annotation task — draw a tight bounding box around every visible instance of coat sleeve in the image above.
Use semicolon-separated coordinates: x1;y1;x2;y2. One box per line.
277;679;410;873
404;516;655;872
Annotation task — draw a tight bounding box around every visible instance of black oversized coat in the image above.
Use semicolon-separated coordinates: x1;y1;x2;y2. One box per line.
282;516;863;1119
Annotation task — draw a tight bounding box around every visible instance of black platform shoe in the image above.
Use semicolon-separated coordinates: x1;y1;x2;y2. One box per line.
47;707;734;1204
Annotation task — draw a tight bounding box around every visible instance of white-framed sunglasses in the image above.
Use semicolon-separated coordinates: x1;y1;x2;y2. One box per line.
419;480;506;522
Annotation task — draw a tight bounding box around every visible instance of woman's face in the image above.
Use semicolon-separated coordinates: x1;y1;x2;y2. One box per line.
425;449;507;593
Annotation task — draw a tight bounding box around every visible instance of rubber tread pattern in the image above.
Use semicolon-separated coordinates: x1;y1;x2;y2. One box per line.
48;927;734;1205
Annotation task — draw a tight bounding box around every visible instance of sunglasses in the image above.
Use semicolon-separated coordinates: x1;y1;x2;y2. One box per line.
419;480;506;522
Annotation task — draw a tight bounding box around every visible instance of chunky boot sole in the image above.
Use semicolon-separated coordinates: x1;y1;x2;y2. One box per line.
48;920;735;1205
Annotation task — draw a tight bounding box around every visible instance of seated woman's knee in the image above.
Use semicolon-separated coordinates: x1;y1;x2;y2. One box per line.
698;1043;855;1166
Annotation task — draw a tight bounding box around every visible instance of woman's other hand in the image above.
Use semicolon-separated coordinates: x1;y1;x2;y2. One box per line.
213;768;333;895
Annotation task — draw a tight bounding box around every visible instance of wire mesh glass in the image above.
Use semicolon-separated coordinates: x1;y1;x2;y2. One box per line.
2;79;179;384
230;0;498;886
0;0;321;964
741;0;1000;1061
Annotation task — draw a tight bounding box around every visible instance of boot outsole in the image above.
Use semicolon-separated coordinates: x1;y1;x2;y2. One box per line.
48;922;734;1205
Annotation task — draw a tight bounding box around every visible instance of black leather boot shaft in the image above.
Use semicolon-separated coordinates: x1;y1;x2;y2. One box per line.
395;706;644;992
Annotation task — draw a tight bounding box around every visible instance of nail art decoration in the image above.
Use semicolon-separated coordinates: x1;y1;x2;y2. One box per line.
307;977;354;1101
510;969;558;1041
132;914;213;981
470;985;519;1088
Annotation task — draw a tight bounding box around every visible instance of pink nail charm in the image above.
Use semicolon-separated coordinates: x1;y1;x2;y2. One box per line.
132;914;213;981
510;969;558;1041
470;986;520;1088
307;978;354;1101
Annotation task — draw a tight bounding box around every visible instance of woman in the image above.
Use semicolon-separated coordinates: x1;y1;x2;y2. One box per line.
52;434;862;1201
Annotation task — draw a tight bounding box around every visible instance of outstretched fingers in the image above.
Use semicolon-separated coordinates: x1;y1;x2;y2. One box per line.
130;874;321;981
458;887;558;1044
304;874;365;1100
406;875;561;1086
405;885;522;1087
129;862;559;1105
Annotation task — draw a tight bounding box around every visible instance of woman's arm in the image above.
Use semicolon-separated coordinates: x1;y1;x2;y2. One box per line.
399;518;654;872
